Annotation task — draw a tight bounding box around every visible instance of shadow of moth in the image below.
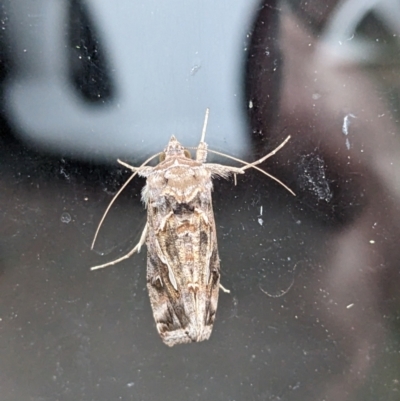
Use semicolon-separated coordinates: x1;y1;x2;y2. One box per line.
91;109;294;346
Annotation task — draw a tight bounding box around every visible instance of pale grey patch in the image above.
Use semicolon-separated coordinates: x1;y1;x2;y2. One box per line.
298;152;333;203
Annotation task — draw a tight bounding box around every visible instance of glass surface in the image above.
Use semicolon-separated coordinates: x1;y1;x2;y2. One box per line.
1;1;399;400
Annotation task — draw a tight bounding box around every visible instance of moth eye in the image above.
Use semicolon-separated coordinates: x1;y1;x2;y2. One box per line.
184;149;192;159
159;152;166;162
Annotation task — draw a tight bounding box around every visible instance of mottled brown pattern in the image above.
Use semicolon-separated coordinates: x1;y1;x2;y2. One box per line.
141;136;241;346
91;114;292;346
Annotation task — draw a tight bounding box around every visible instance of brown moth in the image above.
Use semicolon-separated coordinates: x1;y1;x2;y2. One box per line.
91;109;294;346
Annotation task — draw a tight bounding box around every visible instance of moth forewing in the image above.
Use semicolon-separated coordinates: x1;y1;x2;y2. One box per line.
146;189;221;346
141;135;223;346
90;109;293;346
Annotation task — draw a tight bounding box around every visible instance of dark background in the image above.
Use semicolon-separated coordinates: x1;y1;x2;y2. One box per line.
1;1;400;400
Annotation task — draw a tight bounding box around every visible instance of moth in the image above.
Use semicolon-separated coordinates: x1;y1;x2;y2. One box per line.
91;109;294;346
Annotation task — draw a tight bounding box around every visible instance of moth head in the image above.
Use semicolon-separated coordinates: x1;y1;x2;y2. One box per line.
160;135;191;161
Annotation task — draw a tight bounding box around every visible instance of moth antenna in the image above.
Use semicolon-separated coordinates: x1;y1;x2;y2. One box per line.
200;108;210;143
206;135;295;196
190;135;290;164
240;135;291;171
91;152;160;250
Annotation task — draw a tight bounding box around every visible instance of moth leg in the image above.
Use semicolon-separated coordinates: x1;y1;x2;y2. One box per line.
117;159;139;171
118;160;155;178
206;164;244;178
207;161;294;195
219;283;230;293
91;223;148;271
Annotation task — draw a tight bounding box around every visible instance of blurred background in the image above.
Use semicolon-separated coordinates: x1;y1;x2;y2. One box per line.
1;0;400;400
